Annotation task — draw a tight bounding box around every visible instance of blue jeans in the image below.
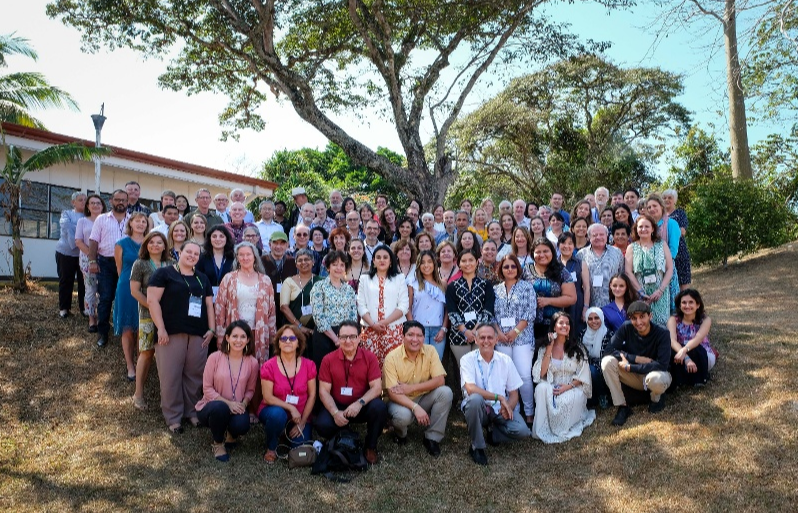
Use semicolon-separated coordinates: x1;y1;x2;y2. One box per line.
259;405;312;451
96;256;119;338
197;400;251;443
424;326;445;361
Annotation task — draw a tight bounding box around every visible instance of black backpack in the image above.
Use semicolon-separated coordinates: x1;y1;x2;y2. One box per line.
311;429;369;481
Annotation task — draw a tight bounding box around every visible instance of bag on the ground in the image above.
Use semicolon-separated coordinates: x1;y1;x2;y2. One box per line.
288;444;317;469
311;429;368;480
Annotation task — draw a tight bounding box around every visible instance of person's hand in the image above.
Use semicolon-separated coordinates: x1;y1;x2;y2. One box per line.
674;347;688;364
507;329;518;343
537;297;550;308
371;320;387;334
288;406;302;424
157;328;169;345
413;404;430;426
300;327;314;337
89;262;99;274
686;358;697;373
499;397;513;420
343;401;362;418
618;353;629;371
390;383;410;396
333;410;349;427
227;399;246;415
332;335;340;347
289;421;306;439
496;331;508;344
202;330;214;348
464;329;476;343
649;289;663;302
434;328;445;343
553;384;573;397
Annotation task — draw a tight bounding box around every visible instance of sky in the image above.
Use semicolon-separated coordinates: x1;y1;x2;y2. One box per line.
1;1;783;179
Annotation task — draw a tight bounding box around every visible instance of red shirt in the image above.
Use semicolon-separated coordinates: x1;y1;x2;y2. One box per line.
319;347;381;406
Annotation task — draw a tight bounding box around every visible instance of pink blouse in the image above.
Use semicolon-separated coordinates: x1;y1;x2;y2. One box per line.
195;351;259;412
258;356;317;415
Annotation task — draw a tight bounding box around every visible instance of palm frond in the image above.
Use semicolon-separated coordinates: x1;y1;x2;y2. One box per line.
23;143;113;173
0;104;46;128
0;72;79;112
0;33;38;68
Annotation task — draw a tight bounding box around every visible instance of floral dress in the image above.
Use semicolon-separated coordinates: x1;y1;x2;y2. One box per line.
631;241;670;326
360;276;405;367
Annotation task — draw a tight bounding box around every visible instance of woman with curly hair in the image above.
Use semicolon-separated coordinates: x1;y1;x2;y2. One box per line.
528;237;577;339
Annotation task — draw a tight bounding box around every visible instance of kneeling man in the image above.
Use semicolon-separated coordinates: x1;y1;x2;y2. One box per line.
461;323;531;465
384;320;453;457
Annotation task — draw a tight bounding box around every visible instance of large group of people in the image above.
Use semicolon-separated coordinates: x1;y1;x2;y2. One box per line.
54;183;717;466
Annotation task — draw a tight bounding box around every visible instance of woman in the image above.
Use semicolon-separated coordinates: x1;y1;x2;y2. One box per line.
150;190;176;227
197;225;235;302
393;217;415;243
457;230;482;260
469;208;489;241
477;239;500;286
148;241;215;433
557;233;585;334
526;202;539;222
662;189;692;290
529;216;546;241
56;191;86;318
532;312;595;443
570;217;590;251
188;214;207;246
645;194;685;307
546;212;566;246
486;221;504;255
571;200;592;223
167;220;190;261
499;213;516;246
259;325;317;463
342;196;357;213
310;251;358;369
196;320;259;462
580;307;613;409
75;194;105;332
392;238;417;280
460;198;473;218
114;212;148;381
380;207;398;245
436;240;458;284
130;231;172;410
357;246;409;367
602;274;637;332
309;226;329;275
215;241;276;366
480;197;496;222
493;254;537;424
626;214;674;326
538;205;552;228
328;227;351;255
529;237;577;339
280;249;323;345
509;227;533;275
613;203;633;227
242;226;263;255
345;238;369;292
360;203;376;227
446;250;496;365
599;207;615;232
407;250;447;359
175;194;191;218
668;289;716;387
415;231;435;253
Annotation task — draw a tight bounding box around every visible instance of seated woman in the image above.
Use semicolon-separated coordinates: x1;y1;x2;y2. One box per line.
580;307;613;409
195;320;260;462
531;312;595;444
259;325;317;463
667;289;716;387
601;273;637;332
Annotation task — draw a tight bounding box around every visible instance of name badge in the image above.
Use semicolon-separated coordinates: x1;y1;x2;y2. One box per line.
286;394;300;405
212;286;219;302
500;317;516;328
592;275;603;287
188;296;202;318
340;387;353;397
570;271;577;282
464;311;477;322
643;274;658;284
301;305;313;316
276;283;282;293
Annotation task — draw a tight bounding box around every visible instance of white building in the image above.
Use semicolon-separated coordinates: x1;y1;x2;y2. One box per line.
0;122;277;279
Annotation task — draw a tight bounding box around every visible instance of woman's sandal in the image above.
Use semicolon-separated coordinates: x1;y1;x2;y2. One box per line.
263;450;277;463
224;431;239;452
132;395;147;411
188;417;201;428
212;442;230;462
168;424;184;435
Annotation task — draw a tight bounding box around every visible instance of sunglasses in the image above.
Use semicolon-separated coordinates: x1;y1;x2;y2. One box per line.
279;335;298;342
339;334;359;341
501;264;517;270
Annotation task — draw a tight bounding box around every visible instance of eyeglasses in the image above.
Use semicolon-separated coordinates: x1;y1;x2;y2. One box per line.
197;196;211;200
244;234;259;239
339;334;360;341
279;335;298;342
501;264;517;270
296;233;309;237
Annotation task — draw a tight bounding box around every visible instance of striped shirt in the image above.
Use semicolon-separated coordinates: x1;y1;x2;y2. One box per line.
89;211;130;257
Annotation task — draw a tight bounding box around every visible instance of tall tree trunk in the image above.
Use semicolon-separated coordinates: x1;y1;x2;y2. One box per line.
724;0;753;180
8;185;27;292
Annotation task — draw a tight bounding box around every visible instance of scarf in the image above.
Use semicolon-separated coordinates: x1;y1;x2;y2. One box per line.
582;307;608;360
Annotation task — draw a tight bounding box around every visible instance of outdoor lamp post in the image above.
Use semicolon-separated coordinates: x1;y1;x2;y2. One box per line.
91;104;106;194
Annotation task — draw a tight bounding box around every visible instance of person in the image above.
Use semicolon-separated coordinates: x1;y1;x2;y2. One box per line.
460;198;473;218
611;221;630;255
493;254;537;424
469;208;489;241
414;231;435;253
531;312;595;443
460;323;531;465
310;251;358;369
406;250;447;360
579;224;625;315
358;246;409;368
601;301;672;426
393;238;417;280
581;307;613;408
538;205;552;229
570;216;590;251
56;191;86;318
485;221;504;255
125;181;152;217
435;210;457;245
557;232;585;334
477;239;500;286
602;274;637;332
667;289;716;387
88;189;130;348
152;205;180;236
446;250;496;365
259;324;317;462
612;203;633;228
529;216;546;241
525;202;539;222
174;194;191;218
196;320;259;462
497;200;513;217
375;194;388;214
393;217;415;244
328;226;351;255
454;210;471;240
114;212;148;381
184;188;223;229
290;223;311;255
360;203;376;229
75;194;105;332
584;194;596;210
308;226;329;274
255;200;284;253
512;199;529;229
345;238;369;292
436;240;458;284
327;190;344;219
279;248;323;346
499;226;532;272
592;186;610;223
380;206;398;245
197;224;235;298
363;219;385;265
242;225;264;256
228;188;256;223
384;320;453;456
213;193;231;222
166;220;189;261
571;200;592;225
611;191;624;206
623;188;640;221
646;193;681;288
480;197;496;222
456;230;482;261
130;231;172;410
224;202;258;245
261;231;298;328
549;192;570;225
147;241;216;433
421;212;437;240
345;210;364;241
150;190;176;228
662;189;692;290
215;241;277;365
529;237;577;339
625;214;674;327
545;212;566;245
599;207;615;235
188;213;207;246
274;200;290;234
315;320;388;465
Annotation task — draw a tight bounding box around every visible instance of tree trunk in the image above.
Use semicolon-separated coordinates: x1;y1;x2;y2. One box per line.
8;185;27;292
724;0;753;180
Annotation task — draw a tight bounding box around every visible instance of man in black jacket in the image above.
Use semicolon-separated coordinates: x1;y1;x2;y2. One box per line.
601;301;672;426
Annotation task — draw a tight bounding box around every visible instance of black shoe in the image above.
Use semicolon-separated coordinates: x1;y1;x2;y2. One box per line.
394;435;408;446
422;438;441;457
649;396;666;414
88;325;98;333
97;337;108;348
469;447;488;466
59;311;71;319
611;405;632;426
486;426;499;447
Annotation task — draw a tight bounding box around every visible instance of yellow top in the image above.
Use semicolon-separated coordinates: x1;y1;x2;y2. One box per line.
383;343;446;398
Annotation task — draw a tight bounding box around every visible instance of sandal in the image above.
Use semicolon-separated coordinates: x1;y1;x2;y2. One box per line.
168;424;184;435
224;431;239;452
263;450;277;463
188;417;201;428
132;395;147;411
212;442;229;462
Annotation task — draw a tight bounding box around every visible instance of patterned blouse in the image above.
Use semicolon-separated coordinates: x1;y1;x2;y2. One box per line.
528;266;575;324
310;278;358;333
578;245;625;309
493;280;537;347
477;260;500;286
214;271;277;364
446;276;496;346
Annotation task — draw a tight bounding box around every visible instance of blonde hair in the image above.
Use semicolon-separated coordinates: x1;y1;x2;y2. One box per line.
124;212;149;236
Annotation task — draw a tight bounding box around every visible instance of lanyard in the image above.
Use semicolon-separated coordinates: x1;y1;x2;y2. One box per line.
213;256;226;284
149;259;166;272
175;265;203;293
279;356;298;394
476;352;495;391
227;355;244;401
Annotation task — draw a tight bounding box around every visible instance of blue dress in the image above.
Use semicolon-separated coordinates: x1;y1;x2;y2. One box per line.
113;237;142;335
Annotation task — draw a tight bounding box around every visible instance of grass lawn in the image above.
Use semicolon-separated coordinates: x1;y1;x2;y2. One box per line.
0;243;796;512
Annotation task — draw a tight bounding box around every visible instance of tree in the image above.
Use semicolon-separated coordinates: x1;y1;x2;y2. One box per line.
452;54;688;204
47;0;630;208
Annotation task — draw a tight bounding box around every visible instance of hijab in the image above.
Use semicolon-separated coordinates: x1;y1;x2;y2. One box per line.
582;307;608;360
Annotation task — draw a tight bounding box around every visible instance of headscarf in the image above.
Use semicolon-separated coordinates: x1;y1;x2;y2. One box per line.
582;307;608;360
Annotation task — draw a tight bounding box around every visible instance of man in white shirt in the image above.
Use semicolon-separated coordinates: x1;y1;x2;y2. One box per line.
591;187;609;223
363;219;384;265
512;199;529;229
288;203;315;250
153;205;180;236
255;200;284;254
460;323;531;465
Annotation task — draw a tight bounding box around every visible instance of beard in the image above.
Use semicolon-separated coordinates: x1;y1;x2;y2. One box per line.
114;203;128;213
331;202;342;211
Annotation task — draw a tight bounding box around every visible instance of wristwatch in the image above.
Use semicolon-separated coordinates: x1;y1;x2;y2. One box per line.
358;398;366;406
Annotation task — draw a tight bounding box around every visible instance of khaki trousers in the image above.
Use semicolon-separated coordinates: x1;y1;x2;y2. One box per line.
601;355;672;406
388;385;454;442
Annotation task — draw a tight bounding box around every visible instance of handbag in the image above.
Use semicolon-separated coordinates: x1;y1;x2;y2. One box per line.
288;444;317;468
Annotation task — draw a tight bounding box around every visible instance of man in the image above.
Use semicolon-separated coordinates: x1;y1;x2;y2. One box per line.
213;193;230;222
497;200;512;217
624;188;640;221
611;222;630;254
312;199;336;234
316;320;388;465
611;191;624;206
274;200;290;233
460;323;531;465
184;188;223;229
224;202;258;244
345;210;364;241
326;189;344;219
384;321;453;457
405;206;421;234
228;188;255;223
584;193;596;210
375;194;388;213
601;301;672;427
125;181;152;216
454;210;470;236
435;210;457;245
153;205;180;236
287;187;308;229
420;212;436;238
363;220;384;265
512;199;529;229
88;189;130;348
591;187;610;223
255;200;283;254
549;192;570;226
291;224;311;254
261;232;297;328
579;224;625;315
289;203;316;249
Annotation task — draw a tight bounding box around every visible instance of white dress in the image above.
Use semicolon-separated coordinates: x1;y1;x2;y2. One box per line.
531;347;595;444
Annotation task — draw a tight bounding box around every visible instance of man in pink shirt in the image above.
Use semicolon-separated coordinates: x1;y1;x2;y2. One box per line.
88;189;130;347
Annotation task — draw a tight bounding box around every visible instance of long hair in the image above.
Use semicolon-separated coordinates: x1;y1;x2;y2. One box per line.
607;273;637;309
631;214;662;243
394;216;415;242
674;289;706;325
83;194;107;216
531;237;564;282
166;220;189;249
328;227;351;251
138;230;171;261
456;230;481;260
414;250;444;292
612;203;633;226
510;226;532;256
220;320;255;356
232;241;266;273
499;213;516;238
125;212;149;236
346;238;368;272
534;312;585;362
391;238;418;265
203;225;235;259
368;246;400;279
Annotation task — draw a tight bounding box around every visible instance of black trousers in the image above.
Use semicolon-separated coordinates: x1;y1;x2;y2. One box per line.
314;398;388;450
55;251;85;312
670;346;710;387
311;326;340;371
